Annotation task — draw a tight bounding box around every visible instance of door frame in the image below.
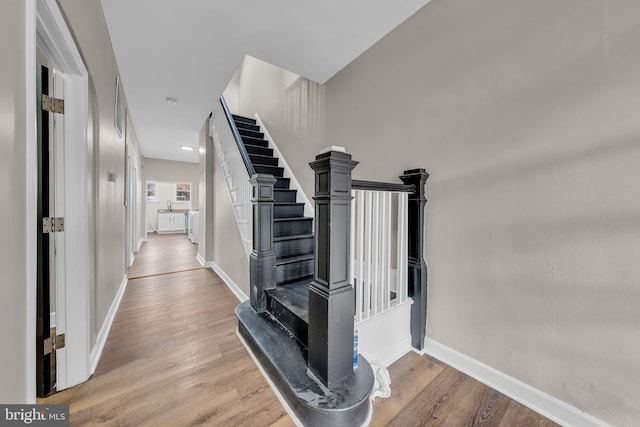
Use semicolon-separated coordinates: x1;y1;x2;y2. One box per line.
30;0;91;395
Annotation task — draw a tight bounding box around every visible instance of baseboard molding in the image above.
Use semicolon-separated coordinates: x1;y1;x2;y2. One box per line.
424;338;610;427
136;237;146;252
208;261;249;302
90;274;128;375
196;253;206;267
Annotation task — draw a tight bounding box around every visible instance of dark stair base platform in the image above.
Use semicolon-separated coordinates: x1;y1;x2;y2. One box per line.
236;301;374;427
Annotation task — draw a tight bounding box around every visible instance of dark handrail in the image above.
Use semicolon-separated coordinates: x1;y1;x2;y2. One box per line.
220;96;255;176
352;179;415;193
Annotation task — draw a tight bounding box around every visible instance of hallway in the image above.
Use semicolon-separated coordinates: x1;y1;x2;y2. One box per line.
42;233;293;426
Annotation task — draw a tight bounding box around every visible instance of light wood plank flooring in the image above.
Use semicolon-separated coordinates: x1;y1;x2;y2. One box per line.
41;233;558;426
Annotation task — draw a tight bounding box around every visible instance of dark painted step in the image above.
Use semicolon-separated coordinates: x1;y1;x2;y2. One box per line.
236;301;374;427
235;121;260;132
232;115;256;125
274;234;314;258
275;177;290;189
276;254;314;284
274;189;297;203
266;279;310;345
242;137;268;148
249;154;278;167
238;128;264;140
274;217;313;237
244;144;273;157
274;203;304;218
255;164;284;177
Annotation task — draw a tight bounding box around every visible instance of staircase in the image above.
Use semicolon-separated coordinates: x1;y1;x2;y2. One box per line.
232;114;314;345
231;113;374;427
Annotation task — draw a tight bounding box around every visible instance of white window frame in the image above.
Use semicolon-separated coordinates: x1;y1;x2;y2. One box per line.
174;182;191;202
146;181;158;202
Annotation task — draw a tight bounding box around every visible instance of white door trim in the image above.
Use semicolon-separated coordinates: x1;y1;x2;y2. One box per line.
35;0;90;392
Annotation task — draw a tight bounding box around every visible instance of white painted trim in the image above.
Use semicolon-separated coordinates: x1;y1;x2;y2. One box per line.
26;0;37;404
207;261;249;302
50;312;56;328
136;237;146;252
254;114;314;218
196;253;206;267
356;299;413;367
129;253;135;267
90;275;129;375
424;338;611;427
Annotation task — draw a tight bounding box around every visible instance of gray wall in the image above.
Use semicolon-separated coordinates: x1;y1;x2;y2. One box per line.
58;0;143;348
323;1;640;426
0;0;29;403
223;55;325;199
198;120;214;262
209;131;250;296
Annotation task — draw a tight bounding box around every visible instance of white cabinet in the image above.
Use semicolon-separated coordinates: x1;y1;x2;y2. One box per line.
157;211;186;234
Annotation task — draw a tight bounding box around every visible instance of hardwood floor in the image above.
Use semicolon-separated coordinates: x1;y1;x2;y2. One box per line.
41;233;559;427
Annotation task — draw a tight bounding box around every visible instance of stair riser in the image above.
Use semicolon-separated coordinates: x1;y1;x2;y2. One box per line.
245;145;273;157
274;238;314;258
275;260;314;284
275;178;290;189
274;191;297;203
255;165;284;177
274;220;313;237
242;137;268;148
274;204;304;218
239;128;264;139
266;296;307;345
232;115;256;125
250;155;279;167
235;122;260;132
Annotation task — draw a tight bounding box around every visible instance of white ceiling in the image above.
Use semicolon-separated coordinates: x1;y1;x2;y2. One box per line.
101;0;431;163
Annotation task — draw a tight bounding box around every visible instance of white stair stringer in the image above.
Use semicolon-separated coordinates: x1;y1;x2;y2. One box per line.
209;103;253;259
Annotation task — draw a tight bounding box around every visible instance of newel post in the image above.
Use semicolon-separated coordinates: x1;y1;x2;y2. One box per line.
249;174;277;313
308;148;358;388
400;168;429;350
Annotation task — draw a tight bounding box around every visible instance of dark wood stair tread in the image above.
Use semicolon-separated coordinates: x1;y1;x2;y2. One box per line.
276;253;314;265
273;233;313;242
267;279;311;324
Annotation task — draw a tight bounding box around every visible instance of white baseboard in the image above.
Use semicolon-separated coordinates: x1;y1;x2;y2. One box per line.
90;274;128;375
207;261;249;302
196;253;206;267
136;237;146;252
129;253;135;267
424;338;611;427
50;312;56;328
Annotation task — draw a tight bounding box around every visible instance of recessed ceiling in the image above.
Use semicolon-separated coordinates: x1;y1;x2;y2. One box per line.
101;0;431;163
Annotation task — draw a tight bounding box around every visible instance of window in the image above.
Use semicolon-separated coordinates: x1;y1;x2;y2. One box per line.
175;183;191;202
146;182;158;201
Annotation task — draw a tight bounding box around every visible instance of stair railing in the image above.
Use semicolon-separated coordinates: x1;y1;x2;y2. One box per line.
350;181;412;322
350;171;429;350
209;97;254;258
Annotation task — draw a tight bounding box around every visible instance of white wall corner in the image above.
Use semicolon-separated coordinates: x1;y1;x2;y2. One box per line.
208;261;248;303
424;338;612;427
90;275;128;375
